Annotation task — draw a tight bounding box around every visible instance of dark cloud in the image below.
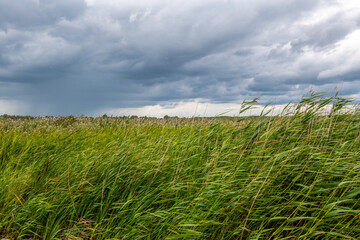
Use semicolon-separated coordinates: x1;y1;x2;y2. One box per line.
0;0;359;115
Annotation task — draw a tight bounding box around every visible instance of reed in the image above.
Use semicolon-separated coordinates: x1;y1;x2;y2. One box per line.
0;92;359;239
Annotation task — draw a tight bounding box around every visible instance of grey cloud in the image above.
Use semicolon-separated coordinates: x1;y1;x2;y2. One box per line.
320;70;360;84
0;0;359;115
0;28;83;84
0;0;86;30
234;49;253;57
247;79;292;93
291;16;358;51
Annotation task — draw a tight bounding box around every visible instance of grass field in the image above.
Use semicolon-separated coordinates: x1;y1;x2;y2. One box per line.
0;92;360;239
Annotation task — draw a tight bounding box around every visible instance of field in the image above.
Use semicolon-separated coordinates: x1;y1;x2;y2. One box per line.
0;93;360;239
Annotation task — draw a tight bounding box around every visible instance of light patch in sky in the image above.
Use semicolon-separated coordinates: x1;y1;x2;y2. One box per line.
298;0;360;26
317;29;360;79
0;100;31;115
97;101;287;118
84;0;96;6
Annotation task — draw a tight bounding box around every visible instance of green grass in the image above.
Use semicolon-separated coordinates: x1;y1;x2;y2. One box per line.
0;92;360;239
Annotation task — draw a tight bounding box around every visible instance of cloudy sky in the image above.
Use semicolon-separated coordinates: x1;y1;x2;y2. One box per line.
0;0;359;116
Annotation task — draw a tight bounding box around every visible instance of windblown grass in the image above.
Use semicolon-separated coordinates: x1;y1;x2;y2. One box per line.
0;92;359;239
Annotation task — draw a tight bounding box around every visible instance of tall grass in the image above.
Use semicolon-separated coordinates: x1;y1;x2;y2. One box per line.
0;92;359;239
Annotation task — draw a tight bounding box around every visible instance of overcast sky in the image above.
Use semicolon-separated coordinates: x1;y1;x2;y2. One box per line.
0;0;359;116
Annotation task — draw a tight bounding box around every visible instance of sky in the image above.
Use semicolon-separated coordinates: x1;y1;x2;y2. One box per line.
0;0;360;117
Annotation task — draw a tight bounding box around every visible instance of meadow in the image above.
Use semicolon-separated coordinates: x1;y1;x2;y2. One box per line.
0;92;359;239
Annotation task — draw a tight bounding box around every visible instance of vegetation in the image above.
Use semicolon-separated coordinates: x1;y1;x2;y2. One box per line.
0;92;359;239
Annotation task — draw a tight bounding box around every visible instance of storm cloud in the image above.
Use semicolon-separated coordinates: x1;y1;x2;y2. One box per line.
0;0;359;115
